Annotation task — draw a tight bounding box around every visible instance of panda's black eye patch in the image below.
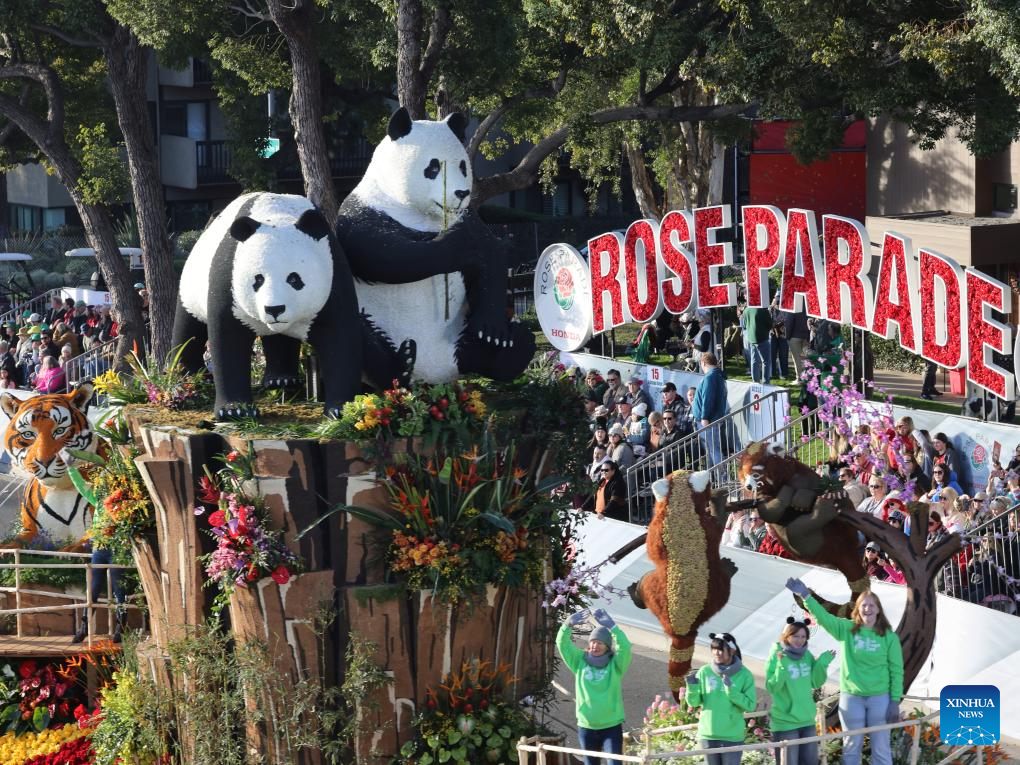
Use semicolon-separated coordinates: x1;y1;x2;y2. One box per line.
286;272;305;290
424;158;441;180
253;274;265;291
459;160;467;177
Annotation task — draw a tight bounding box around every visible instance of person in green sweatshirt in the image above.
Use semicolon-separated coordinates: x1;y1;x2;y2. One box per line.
684;632;757;765
557;607;633;765
785;580;904;765
766;616;836;765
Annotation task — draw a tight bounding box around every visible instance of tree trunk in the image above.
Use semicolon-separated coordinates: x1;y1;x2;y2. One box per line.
103;28;176;363
267;0;340;220
396;0;426;118
624;141;661;219
825;501;962;692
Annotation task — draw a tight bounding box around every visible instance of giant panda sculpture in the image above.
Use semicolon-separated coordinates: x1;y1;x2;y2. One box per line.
336;107;535;383
172;192;411;420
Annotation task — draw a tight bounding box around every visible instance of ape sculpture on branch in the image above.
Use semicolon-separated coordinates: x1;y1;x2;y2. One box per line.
733;442;962;694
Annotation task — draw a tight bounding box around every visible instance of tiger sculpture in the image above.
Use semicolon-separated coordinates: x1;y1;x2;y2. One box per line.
1;385;97;548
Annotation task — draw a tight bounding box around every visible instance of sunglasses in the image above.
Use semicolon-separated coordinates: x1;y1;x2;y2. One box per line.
869;484;883;489
607;377;619;382
600;467;613;473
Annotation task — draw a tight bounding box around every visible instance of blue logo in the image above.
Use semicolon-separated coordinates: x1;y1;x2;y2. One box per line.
939;685;999;746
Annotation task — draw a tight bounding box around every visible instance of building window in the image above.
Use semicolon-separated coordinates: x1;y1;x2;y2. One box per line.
42;208;65;231
993;184;1017;213
8;204;41;232
162;102;208;140
542;182;572;217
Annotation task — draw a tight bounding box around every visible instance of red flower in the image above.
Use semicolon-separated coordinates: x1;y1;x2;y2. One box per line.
271;565;290;585
208;510;226;528
226;451;241;463
19;660;37;679
73;704;87;720
197;476;221;504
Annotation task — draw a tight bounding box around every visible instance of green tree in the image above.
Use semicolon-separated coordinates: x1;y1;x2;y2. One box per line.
0;1;145;359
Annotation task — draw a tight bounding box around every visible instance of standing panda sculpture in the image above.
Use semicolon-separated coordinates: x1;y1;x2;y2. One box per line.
172;192;410;420
336;107;535;383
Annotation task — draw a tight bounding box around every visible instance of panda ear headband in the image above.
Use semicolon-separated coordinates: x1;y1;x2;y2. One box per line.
786;615;812;632
708;632;738;651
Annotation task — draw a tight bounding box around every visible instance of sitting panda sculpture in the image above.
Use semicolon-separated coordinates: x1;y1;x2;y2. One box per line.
172;192;411;420
336;107;535;383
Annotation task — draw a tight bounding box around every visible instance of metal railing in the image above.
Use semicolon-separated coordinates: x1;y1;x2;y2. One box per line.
518;705;979;765
0;287;64;327
934;505;1020;613
64;335;118;391
703;404;827;504
625;389;787;523
0;548;142;649
196;140;232;185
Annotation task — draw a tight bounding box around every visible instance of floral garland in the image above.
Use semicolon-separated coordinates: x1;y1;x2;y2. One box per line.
661;473;709;636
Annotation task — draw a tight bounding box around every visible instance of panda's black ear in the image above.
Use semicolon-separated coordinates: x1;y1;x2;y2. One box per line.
446;112;468;143
230;216;261;243
295;209;331;241
388;107;413;141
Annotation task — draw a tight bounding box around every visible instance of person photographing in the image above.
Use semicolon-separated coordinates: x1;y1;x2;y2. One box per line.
785;579;903;765
557;608;632;765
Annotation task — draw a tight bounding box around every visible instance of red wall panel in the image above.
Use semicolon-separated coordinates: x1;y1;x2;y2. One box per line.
749;152;866;221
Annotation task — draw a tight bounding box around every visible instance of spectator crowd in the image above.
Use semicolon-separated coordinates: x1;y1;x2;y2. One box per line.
0;290;137;394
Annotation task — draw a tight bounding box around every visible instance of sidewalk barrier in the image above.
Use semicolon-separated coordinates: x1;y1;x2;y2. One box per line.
64;335;118;395
0;547;143;649
519;699;975;765
0;287;65;328
934;506;1020;613
625;389;787;523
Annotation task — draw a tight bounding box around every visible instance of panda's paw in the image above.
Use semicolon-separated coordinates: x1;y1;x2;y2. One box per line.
469;318;513;349
262;374;302;390
215;403;260;421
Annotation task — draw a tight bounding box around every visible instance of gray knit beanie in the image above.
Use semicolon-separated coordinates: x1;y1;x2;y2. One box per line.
590;626;613;648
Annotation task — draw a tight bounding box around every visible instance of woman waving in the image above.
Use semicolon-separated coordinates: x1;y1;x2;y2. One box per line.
785;580;903;765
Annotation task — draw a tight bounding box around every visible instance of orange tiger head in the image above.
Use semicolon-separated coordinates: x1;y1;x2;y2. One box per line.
1;385;95;487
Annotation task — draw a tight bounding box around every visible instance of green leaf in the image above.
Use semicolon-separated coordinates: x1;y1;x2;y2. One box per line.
419;754;434;765
32;705;49;731
446;730;462;745
68;448;106;466
452;746;468;761
487;734;504;748
475;512;515;533
426;734;440;749
535;474;567;493
438;457;452;484
400;741;416;756
438;749;451;763
344;504;405;531
498;726;512;738
68;467;98;506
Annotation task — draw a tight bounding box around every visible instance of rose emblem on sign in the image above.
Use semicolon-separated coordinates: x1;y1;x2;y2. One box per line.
554;267;574;310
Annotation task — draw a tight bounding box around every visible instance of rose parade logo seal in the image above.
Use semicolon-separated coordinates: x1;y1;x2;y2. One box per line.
554;267;575;310
939;685;999;746
534;243;593;352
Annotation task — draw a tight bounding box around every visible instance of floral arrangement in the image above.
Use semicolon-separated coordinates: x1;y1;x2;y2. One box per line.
821;710;1007;765
196;448;301;613
398;661;535;765
89;670;165;765
542;558;627;612
0;721;92;765
629;693;771;763
92;342;209;410
798;350;916;497
0;660;76;734
338;445;561;604
68;416;152;560
319;380;487;451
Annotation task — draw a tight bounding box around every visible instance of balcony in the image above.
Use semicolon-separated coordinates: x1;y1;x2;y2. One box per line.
192;58;213;86
196;140;231;185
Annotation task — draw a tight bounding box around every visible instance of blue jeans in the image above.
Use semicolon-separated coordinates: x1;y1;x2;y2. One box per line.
700;421;724;472
772;336;790;378
839;693;891;765
578;724;623;765
773;725;818;765
90;547;124;609
699;738;743;765
751;339;772;383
